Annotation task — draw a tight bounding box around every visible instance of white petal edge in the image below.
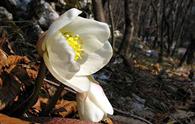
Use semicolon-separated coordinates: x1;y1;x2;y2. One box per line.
48;8;82;36
76;41;113;76
61;16;110;52
77;94;104;122
42;8;82;51
80;35;104;53
88;83;113;115
43;53;90;92
46;32;79;79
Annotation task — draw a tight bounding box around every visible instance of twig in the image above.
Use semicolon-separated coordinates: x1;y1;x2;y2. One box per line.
40;83;64;116
44;78;76;94
20;59;46;114
113;107;153;124
10;59;46;115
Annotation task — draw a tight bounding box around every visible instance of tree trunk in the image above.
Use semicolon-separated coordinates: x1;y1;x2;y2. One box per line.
158;0;165;62
134;0;143;37
118;0;134;57
92;0;106;22
179;36;195;66
108;0;115;50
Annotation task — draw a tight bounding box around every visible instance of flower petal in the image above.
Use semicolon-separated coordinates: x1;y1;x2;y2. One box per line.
77;94;104;122
76;41;113;76
47;8;82;36
42;8;82;51
66;76;91;91
46;32;79;78
43;32;91;92
61;17;110;52
43;53;90;92
88;83;113;115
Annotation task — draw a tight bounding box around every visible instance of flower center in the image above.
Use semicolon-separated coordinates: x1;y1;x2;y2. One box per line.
63;32;83;61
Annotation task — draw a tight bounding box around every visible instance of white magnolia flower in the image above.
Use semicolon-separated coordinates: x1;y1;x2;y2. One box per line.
76;81;113;122
38;8;113;92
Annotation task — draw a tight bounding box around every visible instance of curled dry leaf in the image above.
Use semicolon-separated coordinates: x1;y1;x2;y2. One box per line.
54;100;77;117
33;97;48;113
0;55;36;111
26;68;38;80
0;72;21;110
33;98;77;118
152;63;161;73
4;55;31;74
0;31;14;55
102;118;113;124
6;55;30;66
0;78;3;87
0;49;7;70
0;114;30;124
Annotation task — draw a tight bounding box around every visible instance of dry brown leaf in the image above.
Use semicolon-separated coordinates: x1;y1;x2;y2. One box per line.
103;118;113;124
0;31;14;54
10;65;34;87
4;55;30;73
152;63;161;73
0;49;7;70
54;100;77;117
26;68;38;79
0;78;3;87
0;53;37;111
33;97;48;113
0;72;21;110
6;55;30;66
0;114;30;124
135;63;148;70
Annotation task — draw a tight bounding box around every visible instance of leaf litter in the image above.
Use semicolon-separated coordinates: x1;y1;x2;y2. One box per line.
0;5;194;124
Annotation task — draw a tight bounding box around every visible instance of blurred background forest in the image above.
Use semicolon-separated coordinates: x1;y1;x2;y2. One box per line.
0;0;195;124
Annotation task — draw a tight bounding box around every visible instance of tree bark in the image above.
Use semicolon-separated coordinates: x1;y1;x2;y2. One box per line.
107;0;115;51
158;0;165;62
118;0;134;57
134;0;143;37
92;0;106;22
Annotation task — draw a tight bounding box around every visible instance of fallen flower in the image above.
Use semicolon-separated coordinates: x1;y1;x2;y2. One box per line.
76;81;113;122
37;8;113;92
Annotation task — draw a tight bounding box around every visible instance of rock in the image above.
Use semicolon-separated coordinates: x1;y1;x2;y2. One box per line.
134;43;144;50
24;23;43;43
131;94;145;114
177;48;186;57
16;0;32;11
145;50;159;58
28;0;59;29
0;0;32;17
191;5;195;15
29;0;59;29
59;0;66;6
114;30;122;38
0;7;13;21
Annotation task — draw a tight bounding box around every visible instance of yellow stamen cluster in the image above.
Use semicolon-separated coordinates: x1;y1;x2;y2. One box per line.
63;32;83;61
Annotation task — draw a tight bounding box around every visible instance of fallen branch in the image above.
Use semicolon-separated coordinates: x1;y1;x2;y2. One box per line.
113;107;153;124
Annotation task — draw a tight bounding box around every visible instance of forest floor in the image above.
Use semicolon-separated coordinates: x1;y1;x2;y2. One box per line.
96;50;195;124
0;31;194;124
0;1;194;124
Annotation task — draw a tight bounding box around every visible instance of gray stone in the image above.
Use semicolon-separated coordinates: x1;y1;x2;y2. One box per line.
0;7;13;21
